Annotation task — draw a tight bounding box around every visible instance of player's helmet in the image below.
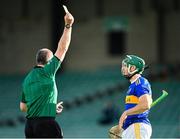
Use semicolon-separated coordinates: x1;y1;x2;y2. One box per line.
122;55;145;74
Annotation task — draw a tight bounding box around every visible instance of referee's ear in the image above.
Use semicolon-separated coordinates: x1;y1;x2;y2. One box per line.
20;102;27;112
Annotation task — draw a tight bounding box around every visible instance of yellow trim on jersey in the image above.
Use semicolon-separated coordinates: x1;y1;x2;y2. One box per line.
125;95;139;104
134;123;141;139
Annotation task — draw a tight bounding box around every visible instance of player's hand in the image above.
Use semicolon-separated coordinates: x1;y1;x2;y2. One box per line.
56;101;63;114
119;111;127;129
64;12;74;26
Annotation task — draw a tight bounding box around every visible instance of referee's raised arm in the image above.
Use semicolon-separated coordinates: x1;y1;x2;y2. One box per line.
20;6;74;139
55;11;74;62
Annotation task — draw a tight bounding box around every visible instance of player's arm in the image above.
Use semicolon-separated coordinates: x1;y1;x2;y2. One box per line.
119;94;152;128
20;102;27;112
54;12;74;62
126;94;152;115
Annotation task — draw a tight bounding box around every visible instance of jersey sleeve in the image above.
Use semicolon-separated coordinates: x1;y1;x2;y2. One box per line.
20;91;26;103
43;56;61;77
136;82;152;97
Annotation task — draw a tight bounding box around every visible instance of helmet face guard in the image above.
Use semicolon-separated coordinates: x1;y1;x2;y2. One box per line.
121;55;145;78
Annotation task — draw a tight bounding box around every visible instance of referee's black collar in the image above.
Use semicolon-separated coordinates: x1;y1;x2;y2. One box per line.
34;65;43;69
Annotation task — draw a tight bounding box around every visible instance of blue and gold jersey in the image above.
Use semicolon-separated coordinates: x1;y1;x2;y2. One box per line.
122;76;152;130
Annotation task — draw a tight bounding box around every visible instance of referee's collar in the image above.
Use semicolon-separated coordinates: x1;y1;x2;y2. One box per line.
34;65;43;69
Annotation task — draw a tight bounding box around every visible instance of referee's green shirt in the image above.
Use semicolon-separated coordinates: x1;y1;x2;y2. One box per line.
21;56;61;118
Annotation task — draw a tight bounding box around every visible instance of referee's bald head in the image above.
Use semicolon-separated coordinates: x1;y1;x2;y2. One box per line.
36;48;53;65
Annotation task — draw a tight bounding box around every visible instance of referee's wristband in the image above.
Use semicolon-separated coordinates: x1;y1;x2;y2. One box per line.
65;24;72;29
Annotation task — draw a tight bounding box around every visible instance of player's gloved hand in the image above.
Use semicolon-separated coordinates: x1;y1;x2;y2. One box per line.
56;101;63;114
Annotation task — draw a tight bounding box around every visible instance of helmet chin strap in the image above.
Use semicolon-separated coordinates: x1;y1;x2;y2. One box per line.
124;71;139;80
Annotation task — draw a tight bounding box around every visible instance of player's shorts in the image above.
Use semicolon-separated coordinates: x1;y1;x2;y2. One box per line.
122;122;152;139
25;117;63;138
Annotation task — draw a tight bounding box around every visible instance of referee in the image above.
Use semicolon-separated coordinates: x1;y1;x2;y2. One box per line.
20;10;74;138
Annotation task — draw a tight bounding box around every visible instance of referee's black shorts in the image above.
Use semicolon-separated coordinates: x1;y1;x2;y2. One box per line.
25;117;63;138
